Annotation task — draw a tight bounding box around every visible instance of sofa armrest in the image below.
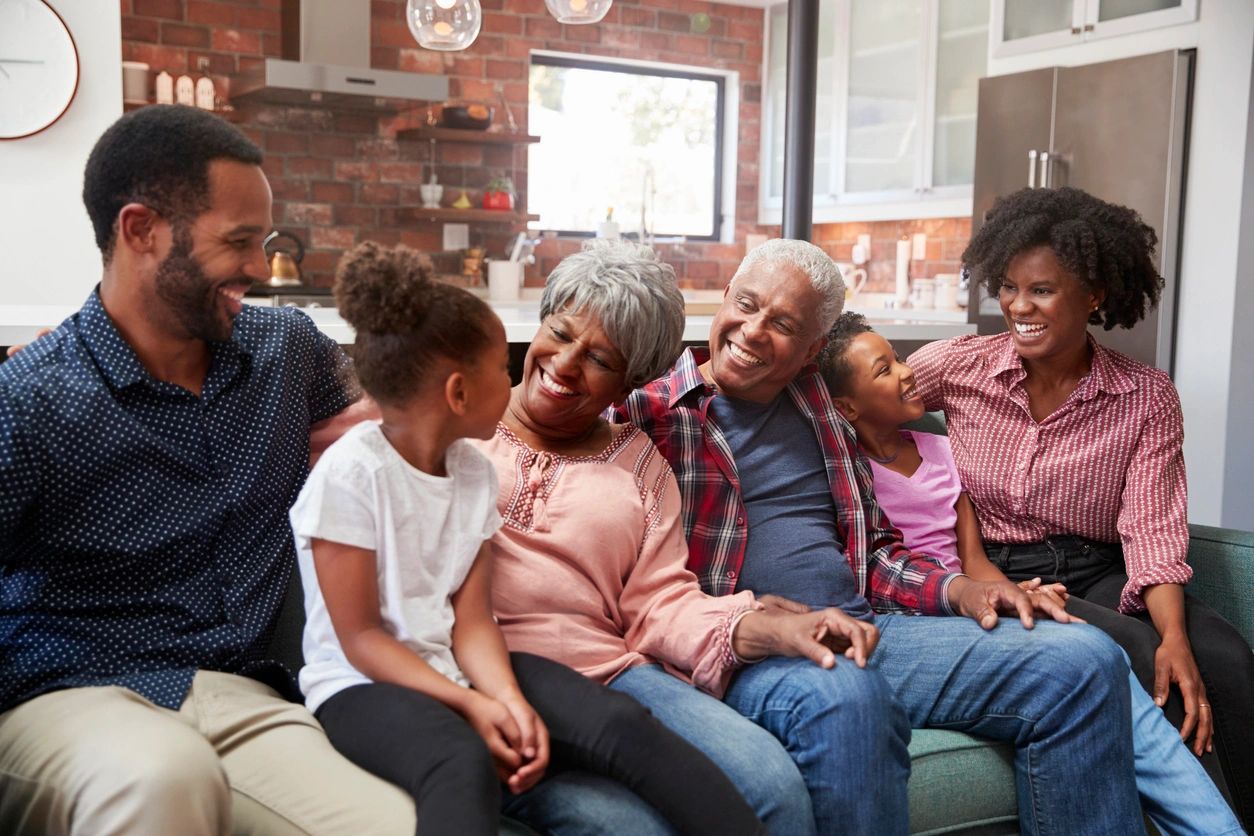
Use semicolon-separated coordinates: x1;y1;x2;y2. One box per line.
1187;523;1254;649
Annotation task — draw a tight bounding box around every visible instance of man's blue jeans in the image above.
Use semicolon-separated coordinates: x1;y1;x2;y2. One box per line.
500;664;814;836
724;616;1142;836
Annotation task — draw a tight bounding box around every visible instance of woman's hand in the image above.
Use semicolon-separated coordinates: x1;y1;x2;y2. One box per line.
1016;577;1072;614
734;607;879;668
1141;584;1211;755
1154;632;1213;756
495;690;550;793
1017;577;1069;601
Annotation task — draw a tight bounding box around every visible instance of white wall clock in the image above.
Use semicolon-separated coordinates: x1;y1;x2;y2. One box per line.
0;0;80;140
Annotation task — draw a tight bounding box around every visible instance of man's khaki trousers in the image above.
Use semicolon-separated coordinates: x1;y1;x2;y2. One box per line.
0;670;415;835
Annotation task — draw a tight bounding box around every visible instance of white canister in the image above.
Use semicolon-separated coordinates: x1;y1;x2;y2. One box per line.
911;278;936;310
195;77;216;110
895;238;911;306
487;260;524;301
155;71;174;105
596;220;620;239
175;75;195;106
934;273;960;310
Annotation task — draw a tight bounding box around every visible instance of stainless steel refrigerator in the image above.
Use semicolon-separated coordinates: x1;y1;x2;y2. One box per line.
968;49;1193;372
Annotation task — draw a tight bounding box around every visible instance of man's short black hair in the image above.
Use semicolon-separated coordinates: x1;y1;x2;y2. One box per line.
818;311;873;398
83;105;263;263
962;187;1163;330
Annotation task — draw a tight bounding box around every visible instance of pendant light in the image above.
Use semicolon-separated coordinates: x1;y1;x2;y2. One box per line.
407;0;482;51
544;0;613;25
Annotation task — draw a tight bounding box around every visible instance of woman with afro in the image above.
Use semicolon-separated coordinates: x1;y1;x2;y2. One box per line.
907;186;1252;826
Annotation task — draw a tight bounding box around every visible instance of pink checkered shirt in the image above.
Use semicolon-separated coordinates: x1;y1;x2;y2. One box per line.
908;333;1191;614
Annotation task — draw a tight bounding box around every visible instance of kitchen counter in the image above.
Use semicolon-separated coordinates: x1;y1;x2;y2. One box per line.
0;301;976;349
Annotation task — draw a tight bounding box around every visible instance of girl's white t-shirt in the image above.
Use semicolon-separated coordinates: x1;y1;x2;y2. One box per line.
289;421;502;714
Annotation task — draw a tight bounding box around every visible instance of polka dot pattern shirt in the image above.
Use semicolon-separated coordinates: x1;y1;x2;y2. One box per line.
0;289;359;713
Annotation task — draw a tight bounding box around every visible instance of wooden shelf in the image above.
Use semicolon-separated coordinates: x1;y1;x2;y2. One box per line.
400;207;540;224
396;126;540;145
123;101;244;122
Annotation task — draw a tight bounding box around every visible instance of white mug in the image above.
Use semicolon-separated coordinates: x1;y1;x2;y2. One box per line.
487;261;524;301
122;61;149;104
844;266;868;298
911;278;936;310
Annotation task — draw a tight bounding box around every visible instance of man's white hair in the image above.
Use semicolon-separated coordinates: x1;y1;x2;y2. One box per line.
731;238;845;332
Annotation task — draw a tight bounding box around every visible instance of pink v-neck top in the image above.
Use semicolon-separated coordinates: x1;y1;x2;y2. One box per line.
867;431;963;573
476;423;756;698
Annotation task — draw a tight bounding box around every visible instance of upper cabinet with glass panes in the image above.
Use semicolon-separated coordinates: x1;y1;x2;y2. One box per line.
992;0;1197;58
760;0;987;224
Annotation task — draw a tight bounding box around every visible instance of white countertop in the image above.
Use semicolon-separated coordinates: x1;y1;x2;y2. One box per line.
0;300;976;348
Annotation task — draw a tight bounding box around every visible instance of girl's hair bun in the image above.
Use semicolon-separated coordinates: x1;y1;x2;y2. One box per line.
330;240;498;405
334;241;435;334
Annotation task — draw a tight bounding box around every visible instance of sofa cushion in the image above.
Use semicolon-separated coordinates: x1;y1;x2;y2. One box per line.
907;730;1017;835
1186;524;1254;648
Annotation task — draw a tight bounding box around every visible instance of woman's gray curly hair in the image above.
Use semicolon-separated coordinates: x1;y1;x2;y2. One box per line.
539;239;686;389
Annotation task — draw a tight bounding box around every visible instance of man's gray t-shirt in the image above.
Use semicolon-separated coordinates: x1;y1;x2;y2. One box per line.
708;393;872;619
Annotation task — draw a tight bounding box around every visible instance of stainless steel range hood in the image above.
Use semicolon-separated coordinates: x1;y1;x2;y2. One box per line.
231;0;447;111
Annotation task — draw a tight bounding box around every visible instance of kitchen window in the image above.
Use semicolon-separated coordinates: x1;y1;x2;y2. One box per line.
761;0;988;223
527;53;729;241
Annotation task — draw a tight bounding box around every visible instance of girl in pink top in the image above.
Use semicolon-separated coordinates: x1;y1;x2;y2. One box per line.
820;312;1242;835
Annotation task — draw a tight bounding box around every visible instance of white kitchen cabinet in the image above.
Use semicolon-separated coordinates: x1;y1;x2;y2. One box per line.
760;0;986;224
991;0;1197;58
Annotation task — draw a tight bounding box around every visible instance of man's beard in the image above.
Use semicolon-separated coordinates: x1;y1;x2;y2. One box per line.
154;230;237;343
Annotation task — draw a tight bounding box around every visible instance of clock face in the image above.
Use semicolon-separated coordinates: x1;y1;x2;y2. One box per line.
0;0;79;140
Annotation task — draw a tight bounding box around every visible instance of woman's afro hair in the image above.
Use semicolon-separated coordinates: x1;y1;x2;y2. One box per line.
962;187;1163;330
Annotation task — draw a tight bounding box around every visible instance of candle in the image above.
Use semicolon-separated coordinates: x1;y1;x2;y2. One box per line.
895;238;911;306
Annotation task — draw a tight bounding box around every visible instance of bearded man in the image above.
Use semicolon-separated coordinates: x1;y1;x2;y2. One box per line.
0;105;410;835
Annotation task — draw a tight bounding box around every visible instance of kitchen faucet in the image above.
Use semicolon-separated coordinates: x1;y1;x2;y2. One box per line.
639;165;655;249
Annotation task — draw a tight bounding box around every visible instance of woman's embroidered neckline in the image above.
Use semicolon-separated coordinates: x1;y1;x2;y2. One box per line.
495;422;637;464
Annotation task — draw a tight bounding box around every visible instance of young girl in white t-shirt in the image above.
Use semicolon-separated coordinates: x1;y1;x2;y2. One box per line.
289;242;764;836
819;312;1241;836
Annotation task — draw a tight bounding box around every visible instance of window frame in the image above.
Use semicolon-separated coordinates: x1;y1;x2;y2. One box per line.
528;51;731;243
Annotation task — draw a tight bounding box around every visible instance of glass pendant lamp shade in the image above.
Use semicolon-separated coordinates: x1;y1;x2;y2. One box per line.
544;0;612;25
407;0;482;51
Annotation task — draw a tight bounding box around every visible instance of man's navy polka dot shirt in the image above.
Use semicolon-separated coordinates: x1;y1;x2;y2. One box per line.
0;289;359;713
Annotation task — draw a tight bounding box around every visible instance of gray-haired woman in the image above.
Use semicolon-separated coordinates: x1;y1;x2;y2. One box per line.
481;239;875;835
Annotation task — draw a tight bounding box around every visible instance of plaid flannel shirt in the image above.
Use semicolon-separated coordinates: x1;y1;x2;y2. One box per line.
615;348;958;615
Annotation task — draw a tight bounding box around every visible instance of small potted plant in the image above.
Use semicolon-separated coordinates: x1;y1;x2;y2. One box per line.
482;175;515;211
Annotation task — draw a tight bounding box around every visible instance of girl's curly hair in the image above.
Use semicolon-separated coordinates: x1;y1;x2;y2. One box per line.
962;187;1163;330
334;241;497;405
818;312;873;398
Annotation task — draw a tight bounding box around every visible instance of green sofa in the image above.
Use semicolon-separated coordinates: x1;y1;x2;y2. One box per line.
266;524;1253;836
904;523;1254;835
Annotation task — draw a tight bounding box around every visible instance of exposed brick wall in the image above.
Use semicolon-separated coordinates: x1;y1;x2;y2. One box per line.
812;217;971;293
120;0;775;288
